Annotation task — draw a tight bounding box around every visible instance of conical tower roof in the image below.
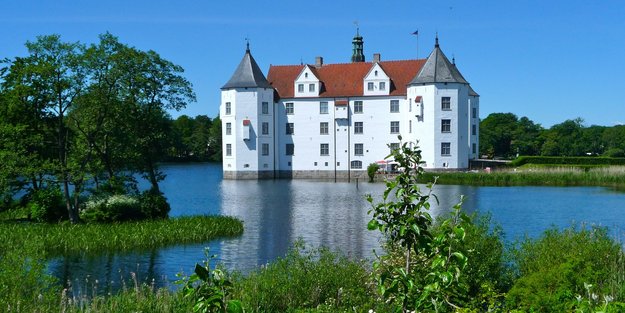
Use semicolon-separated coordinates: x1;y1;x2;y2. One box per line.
409;38;468;85
222;46;272;89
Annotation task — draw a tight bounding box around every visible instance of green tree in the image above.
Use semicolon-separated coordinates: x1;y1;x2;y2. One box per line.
208;116;222;162
541;118;585;156
602;125;625;157
512;116;544;156
115;47;195;192
1;35;87;222
479;113;520;158
367;138;469;312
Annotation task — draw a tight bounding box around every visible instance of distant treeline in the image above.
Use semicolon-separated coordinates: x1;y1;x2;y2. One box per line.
480;113;625;159
165;114;222;162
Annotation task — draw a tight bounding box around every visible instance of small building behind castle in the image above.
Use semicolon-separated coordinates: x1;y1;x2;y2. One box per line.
221;31;479;179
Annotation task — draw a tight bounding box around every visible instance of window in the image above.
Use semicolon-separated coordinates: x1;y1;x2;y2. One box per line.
320;122;329;135
262;102;269;114
472;107;477;119
472;143;477;154
390;121;400;134
226;122;232;135
319;102;328;114
354;122;363;134
471;124;476;136
309;84;315;92
262;122;269;135
320;143;329;156
226;144;232;156
354;101;363;113
379;82;386;90
225;102;231;115
441;97;451;110
389;143;400;153
351;160;363;169
441;142;451;156
298;84;304;92
441;119;451;133
390;100;399;113
409;120;412;133
367;82;374;91
286;144;294;155
262;143;269;156
286;123;294;135
285;102;294;115
354;143;364;156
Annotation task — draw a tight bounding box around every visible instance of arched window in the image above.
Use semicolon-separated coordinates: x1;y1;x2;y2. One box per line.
351;160;362;169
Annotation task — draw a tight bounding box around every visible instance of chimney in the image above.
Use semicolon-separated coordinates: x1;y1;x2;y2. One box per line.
373;53;381;63
315;56;323;67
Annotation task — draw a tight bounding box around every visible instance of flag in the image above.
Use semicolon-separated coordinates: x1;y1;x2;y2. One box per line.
412;30;418;35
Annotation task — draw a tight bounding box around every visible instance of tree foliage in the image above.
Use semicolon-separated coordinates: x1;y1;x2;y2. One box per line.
0;33;195;222
480;113;625;159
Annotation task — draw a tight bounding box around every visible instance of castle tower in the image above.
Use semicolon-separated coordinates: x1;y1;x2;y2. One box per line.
221;44;275;179
351;28;365;62
407;36;478;169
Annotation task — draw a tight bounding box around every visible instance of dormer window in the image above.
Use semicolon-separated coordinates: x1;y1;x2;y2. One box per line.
367;82;374;91
298;84;304;92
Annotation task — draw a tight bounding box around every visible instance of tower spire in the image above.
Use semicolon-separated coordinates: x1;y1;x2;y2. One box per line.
245;37;250;52
351;26;365;63
435;33;439;48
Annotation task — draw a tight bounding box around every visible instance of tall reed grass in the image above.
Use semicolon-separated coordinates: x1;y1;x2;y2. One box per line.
422;166;625;188
0;215;243;256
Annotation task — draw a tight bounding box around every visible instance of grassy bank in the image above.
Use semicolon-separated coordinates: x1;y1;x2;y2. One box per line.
0;215;243;312
0;215;243;255
5;221;625;312
421;166;625;188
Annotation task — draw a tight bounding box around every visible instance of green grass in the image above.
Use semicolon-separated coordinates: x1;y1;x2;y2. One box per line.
0;215;243;256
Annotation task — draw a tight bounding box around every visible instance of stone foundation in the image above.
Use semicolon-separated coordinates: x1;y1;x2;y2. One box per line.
223;170;367;180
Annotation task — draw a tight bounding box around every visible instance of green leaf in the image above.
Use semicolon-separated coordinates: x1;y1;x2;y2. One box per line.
227;300;243;313
367;219;379;230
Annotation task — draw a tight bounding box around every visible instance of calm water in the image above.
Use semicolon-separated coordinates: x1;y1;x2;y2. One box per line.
49;163;625;294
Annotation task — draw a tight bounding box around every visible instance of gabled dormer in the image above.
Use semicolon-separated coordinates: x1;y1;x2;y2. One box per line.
363;62;390;96
294;65;320;97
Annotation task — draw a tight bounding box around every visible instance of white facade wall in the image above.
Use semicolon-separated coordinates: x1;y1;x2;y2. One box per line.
221;87;275;178
468;96;480;159
222;85;477;179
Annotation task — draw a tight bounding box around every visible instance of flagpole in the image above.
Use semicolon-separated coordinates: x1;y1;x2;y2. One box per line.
412;30;419;59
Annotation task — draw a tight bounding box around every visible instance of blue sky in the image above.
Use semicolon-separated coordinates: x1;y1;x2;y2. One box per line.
2;0;624;127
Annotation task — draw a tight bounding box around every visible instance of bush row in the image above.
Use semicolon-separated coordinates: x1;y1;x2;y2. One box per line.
511;156;625;167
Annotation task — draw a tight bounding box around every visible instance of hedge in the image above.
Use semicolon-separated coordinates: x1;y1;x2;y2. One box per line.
511;156;625;167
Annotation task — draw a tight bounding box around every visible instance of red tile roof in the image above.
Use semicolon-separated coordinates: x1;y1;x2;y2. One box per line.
267;59;426;100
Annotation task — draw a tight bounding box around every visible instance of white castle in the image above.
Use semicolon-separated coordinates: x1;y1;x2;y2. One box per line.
220;32;479;179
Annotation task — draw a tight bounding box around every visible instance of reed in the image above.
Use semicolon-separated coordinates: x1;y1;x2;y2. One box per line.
0;215;243;256
422;167;625;187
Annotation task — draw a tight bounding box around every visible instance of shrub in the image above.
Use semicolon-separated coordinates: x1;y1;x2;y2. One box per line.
506;226;625;312
367;163;378;182
139;190;170;219
28;187;67;222
81;194;142;222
